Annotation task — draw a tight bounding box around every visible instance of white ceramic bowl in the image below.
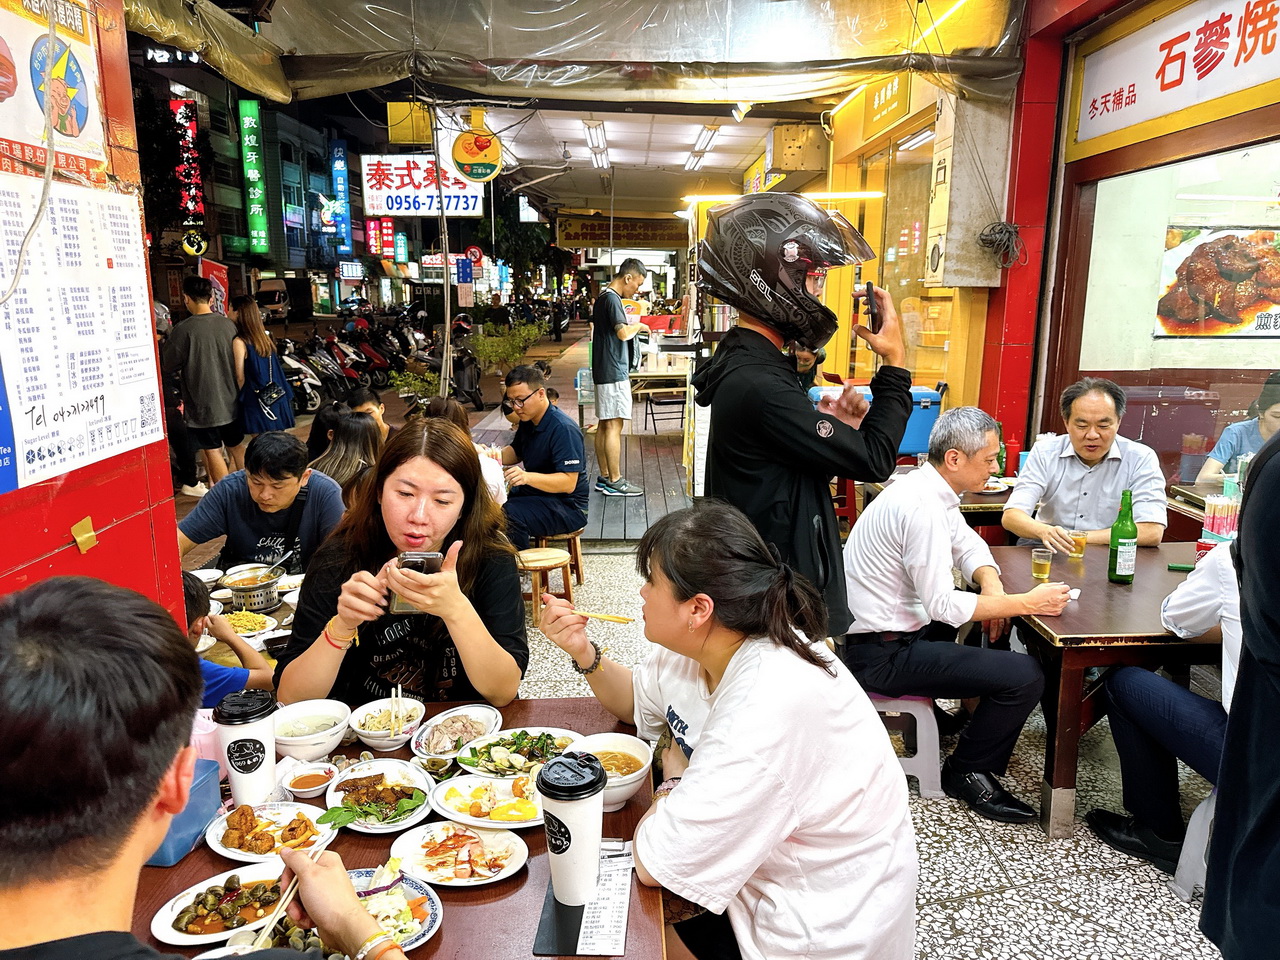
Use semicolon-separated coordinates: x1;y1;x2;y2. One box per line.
285;761;340;798
569;732;654;812
273;699;350;761
351;696;426;751
193;569;223;585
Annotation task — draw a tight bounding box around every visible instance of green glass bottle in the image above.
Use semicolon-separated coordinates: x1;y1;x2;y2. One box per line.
1108;489;1138;584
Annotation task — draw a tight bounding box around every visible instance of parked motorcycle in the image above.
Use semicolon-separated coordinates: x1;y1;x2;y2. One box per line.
276;337;324;414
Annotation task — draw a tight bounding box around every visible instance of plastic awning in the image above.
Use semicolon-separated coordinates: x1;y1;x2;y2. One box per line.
124;0;1026;105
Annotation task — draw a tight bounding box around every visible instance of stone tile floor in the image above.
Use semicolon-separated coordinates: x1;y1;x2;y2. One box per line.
523;551;1222;960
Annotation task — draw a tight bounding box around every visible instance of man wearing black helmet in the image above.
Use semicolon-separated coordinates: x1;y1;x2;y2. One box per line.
692;192;912;637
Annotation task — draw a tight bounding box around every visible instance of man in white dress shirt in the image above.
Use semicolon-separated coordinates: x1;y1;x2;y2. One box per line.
843;407;1070;823
1003;377;1167;552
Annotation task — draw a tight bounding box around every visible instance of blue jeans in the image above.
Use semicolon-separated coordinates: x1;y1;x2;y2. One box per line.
1104;665;1227;838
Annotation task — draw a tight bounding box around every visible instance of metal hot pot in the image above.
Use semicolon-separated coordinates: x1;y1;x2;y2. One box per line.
217;564;284;613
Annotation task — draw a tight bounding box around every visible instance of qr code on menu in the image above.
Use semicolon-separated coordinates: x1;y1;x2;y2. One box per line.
140;392;159;432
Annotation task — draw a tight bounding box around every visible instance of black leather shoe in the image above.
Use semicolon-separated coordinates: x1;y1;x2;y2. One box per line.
1085;808;1182;874
942;760;1037;823
934;705;972;737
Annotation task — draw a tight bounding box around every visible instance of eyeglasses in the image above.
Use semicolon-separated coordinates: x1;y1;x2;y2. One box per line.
507;388;541;409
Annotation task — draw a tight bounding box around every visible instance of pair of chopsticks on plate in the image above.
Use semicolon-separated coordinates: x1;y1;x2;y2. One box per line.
572;609;634;624
392;683;403;737
252;841;326;948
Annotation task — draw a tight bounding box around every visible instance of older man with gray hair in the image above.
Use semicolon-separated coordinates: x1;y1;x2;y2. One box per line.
842;407;1070;823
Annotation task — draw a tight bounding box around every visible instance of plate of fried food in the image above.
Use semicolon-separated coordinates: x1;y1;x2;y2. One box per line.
411;704;502;760
205;802;336;863
392;821;528;887
320;758;433;835
222;611;278;638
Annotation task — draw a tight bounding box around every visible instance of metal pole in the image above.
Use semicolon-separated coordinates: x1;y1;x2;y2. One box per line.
429;106;452;395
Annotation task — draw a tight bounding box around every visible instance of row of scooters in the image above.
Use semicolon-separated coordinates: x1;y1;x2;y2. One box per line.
277;314;487;414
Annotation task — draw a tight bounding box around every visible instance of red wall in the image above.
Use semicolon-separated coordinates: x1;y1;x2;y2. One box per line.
0;0;183;621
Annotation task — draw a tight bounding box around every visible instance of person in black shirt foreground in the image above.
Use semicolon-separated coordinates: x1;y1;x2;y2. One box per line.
276;418;528;707
692;192;912;637
0;577;387;960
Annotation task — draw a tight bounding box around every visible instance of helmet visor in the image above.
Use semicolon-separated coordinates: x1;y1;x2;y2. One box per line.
824;210;877;265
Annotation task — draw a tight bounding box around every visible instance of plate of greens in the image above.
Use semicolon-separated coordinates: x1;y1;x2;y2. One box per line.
319;759;432;835
455;727;580;778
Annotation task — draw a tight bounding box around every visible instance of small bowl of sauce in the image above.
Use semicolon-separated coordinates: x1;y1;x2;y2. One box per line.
287;762;338;798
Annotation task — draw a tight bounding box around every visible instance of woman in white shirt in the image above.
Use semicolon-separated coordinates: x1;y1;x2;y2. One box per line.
540;502;917;960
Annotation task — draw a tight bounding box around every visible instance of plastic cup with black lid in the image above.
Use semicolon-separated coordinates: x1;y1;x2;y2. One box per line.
536;751;608;905
213;689;278;806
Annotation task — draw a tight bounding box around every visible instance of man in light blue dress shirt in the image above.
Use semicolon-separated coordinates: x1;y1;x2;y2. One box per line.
1003;377;1167;552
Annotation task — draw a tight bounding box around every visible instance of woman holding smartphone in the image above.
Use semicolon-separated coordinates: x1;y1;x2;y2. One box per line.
275;419;527;706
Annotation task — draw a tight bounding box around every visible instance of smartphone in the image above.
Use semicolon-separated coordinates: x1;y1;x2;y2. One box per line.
389;551;444;614
864;281;882;334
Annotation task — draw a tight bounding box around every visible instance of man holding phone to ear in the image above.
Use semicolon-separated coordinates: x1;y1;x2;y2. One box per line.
692;192;912;638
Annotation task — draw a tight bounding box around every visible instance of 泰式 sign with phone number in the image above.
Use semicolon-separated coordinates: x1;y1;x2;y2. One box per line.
359;153;484;217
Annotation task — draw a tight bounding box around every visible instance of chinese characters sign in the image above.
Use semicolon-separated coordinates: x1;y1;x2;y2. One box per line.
169;100;204;226
359;153;484;217
330;140;352;255
557;216;688;250
1078;0;1280;145
237;100;269;254
379;218;395;259
863;75;912;140
394;231;409;262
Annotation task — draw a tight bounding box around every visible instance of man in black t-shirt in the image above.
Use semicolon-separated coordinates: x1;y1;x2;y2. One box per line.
500;364;589;549
0;577;398;960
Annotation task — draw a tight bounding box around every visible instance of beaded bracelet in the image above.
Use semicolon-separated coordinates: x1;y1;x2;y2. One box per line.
571;639;606;676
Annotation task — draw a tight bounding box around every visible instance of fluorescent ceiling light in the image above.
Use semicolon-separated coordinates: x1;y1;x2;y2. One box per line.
683;152;706;172
831;84;869;115
680;191;886;202
898;130;936;151
693;124;720;153
673;209;692;220
591;150;610;169
1175;193;1280;202
584;120;608;152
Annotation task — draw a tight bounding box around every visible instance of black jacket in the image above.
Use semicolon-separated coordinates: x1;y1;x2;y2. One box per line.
692;327;912;635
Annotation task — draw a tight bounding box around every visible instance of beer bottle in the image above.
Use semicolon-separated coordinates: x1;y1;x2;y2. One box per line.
1108;489;1138;584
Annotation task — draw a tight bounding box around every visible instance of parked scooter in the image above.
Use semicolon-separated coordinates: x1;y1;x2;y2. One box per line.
343;319;395;387
323;326;373;391
276;338;325;414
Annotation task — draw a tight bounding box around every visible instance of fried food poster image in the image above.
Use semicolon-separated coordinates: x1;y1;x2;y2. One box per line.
1156;227;1280;338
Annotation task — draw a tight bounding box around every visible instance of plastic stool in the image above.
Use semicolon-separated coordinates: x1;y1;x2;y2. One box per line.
1169;790;1216;901
536;528;586;585
869;693;943;798
517;547;573;621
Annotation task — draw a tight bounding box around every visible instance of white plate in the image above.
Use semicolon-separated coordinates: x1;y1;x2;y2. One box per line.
391;821;529;887
196;634;217;655
283;589;302;607
455;727;581;778
973;483;1010;495
150;859;284;946
323;758;434;834
204;801;336;863
411;704;503;760
209;599;224;616
428;774;543;830
278;574;306;591
348;868;442;949
223;613;278;638
194;569;224;585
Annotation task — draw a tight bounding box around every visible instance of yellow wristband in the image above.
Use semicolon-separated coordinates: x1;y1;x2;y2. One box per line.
326;616;358;642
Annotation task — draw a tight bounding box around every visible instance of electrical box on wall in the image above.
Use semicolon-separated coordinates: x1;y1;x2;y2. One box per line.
924;96;1013;287
762;124;827;192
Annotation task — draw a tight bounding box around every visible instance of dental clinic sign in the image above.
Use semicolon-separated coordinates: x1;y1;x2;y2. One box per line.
1077;0;1280;146
238;100;270;254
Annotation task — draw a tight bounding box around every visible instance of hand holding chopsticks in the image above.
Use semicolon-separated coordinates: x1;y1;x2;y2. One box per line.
253;841;327;948
571;609;635;624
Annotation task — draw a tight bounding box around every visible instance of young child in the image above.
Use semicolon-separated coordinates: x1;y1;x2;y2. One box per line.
183;571;275;707
545;386;560;405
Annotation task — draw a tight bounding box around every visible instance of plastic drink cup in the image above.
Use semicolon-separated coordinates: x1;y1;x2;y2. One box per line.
213;689;278;806
537;752;608;906
1031;548;1053;580
1068;532;1088;559
190;708;227;780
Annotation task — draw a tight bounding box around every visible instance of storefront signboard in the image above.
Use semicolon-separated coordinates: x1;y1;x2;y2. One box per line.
364;218;379;255
557;216;688;249
1155;226;1280;338
0;174;164;492
329;140;353;255
237;100;269;254
864;75;912;140
387;102;433;144
1074;0;1280;157
394;231;409;263
379;218;395;259
452;130;502;182
741;152;785;194
359;153;484;217
169;100;204;226
339;260;363;280
0;0;108;182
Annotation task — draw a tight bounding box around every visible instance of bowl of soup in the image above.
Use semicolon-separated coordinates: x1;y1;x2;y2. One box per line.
273;699;350;761
569;732;653;812
217;564;285;613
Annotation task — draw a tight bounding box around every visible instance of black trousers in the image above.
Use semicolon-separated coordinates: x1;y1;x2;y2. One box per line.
841;621;1044;775
503;495;586;551
673;910;741;960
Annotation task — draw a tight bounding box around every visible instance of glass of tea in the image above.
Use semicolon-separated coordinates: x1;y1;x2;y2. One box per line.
1031;548;1053;581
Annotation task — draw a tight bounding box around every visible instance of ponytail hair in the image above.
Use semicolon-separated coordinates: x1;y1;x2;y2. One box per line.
636;500;834;676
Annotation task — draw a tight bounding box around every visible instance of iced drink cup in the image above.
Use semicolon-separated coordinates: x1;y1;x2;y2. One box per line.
213;689;278;806
537;752;608;906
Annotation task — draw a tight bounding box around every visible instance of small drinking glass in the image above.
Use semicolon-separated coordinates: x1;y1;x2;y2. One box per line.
1068;531;1088;559
1031;548;1053;581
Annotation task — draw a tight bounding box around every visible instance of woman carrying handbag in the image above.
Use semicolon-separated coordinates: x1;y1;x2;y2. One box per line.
231;294;295;436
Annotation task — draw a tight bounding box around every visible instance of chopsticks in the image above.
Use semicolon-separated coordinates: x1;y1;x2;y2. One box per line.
253;841;326;948
392;684;402;737
571;610;635;624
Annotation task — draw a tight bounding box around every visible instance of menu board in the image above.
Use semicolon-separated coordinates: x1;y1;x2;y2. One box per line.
0;172;163;493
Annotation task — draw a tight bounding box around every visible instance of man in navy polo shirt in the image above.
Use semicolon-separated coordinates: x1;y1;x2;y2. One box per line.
499;364;589;550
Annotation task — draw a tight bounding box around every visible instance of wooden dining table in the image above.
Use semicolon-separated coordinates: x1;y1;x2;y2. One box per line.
132;698;665;960
990;541;1222;838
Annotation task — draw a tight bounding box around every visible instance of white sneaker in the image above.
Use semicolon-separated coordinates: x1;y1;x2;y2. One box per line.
180;482;209;498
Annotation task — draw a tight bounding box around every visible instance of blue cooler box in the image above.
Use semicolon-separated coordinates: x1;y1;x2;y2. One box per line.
146;758;223;867
853;386;943;455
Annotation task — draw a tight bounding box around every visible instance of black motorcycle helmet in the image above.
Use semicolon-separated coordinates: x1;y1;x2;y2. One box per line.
696;192;875;350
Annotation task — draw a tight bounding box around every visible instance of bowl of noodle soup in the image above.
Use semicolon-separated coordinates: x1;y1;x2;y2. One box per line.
569;732;653;812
